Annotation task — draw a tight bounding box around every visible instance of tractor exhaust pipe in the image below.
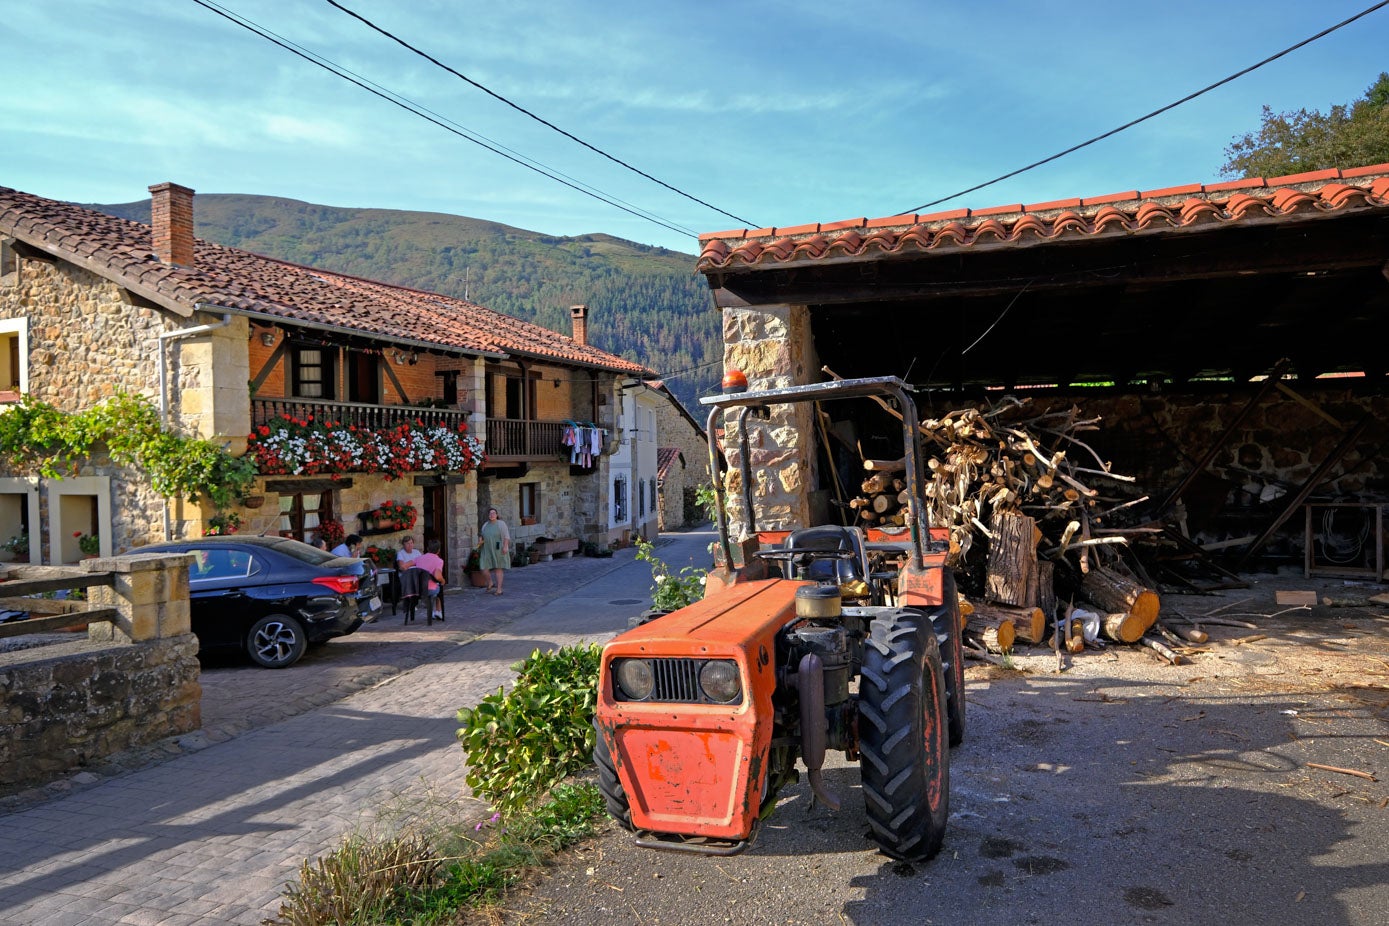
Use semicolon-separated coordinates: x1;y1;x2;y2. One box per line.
797;653;841;811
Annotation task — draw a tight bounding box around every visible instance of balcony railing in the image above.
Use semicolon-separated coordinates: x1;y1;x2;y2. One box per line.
251;399;577;464
252;398;470;430
486;418;569;460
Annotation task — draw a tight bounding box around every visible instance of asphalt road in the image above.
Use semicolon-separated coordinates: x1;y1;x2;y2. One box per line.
518;603;1389;926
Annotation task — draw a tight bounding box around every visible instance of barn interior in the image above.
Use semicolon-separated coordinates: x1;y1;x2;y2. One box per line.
702;187;1389;588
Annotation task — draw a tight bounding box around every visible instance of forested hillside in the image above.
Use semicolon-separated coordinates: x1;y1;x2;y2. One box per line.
90;195;719;410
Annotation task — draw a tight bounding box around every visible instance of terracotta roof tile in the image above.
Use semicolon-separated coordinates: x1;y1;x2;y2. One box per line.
1081;190;1141;206
1024;197;1082;212
1140;182;1204;199
0;186;652;376
866;213;921;229
696;163;1389;273
657;447;684;480
972;203;1024;218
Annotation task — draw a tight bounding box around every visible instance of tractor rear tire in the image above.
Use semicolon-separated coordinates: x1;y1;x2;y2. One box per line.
593;721;635;831
858;610;950;862
935;570;967;746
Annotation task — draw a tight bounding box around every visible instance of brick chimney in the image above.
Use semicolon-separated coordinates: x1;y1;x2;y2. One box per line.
570;304;588;346
149;182;195;267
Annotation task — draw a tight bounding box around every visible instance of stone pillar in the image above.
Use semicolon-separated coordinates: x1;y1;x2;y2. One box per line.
176;314;251;453
719;303;819;535
85;552;193;644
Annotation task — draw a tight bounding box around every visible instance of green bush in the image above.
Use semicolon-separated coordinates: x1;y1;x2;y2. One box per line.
455;644;602;814
635;538;707;611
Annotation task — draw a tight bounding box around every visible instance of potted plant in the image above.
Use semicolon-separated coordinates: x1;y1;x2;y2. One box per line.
0;532;26;563
364;545;397;570
315;520;346;549
465;546;489;587
377;499;418;532
75;531;101;558
511;543;529;568
203;511;241;536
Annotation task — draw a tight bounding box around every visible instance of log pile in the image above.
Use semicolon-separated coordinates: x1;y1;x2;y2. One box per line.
825;372;1176;665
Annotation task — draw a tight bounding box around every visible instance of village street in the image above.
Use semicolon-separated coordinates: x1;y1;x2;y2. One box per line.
2;533;1388;926
0;531;713;926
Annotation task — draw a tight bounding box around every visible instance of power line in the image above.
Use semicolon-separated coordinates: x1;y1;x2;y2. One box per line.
191;0;699;239
324;0;757;229
905;0;1389;214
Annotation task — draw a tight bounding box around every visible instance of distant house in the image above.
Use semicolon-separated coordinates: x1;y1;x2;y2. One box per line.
0;182;654;569
646;380;710;530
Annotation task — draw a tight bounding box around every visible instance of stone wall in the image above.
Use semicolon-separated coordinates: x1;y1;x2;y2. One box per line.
653;392;709;530
477;460;604;548
0;554;200;792
719;303;819;536
0;249;252;557
0;635;201;791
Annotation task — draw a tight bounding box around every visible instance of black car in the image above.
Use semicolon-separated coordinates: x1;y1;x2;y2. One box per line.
128;535;383;668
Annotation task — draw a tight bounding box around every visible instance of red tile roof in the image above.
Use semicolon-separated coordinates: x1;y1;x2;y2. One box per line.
657;446;684;481
0;186;652;375
696;165;1389;273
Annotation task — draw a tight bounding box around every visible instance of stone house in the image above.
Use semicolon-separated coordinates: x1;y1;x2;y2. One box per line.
0;182;654;572
646;380;710;530
694;164;1389;568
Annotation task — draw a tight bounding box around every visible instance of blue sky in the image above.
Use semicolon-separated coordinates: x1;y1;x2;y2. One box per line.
3;1;1387;254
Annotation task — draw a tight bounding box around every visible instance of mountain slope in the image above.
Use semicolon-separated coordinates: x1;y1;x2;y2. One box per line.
90;194;719;409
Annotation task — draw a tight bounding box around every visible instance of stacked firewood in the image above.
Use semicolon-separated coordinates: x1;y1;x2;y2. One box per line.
830;379;1182;664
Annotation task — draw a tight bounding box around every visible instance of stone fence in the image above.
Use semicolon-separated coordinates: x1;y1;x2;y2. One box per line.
0;554;199;793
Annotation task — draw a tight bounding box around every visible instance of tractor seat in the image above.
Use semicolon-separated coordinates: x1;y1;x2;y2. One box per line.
782;525;866;588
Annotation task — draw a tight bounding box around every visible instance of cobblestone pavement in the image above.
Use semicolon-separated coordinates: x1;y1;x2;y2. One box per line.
0;531;714;926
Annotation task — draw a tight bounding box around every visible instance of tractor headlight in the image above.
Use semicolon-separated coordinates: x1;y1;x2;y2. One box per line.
613;658;655;701
698;660;742;704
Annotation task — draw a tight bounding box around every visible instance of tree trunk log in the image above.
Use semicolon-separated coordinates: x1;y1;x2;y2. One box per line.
972;602;1046;645
863;457;906;473
871;493;897;515
986;512;1037;607
1080;566;1159;634
1100;611;1148;644
1033;560;1056;623
966;613;1015;653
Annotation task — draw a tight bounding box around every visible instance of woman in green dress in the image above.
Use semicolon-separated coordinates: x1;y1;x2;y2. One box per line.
477;507;511;595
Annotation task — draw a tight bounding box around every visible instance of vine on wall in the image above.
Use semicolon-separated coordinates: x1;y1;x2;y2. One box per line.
0;393;257;508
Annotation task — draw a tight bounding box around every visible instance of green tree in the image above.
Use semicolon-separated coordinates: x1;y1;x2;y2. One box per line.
1222;72;1389;179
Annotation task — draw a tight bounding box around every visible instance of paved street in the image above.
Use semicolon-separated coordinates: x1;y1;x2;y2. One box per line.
0;530;715;926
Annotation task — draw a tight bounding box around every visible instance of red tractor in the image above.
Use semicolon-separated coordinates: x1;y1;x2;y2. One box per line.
594;375;964;860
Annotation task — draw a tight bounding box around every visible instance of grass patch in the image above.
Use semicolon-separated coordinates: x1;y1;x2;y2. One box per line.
265;781;606;926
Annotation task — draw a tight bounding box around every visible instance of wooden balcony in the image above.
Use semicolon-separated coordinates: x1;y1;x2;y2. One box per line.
252;397;470;431
485;418;569;462
251;399;576;465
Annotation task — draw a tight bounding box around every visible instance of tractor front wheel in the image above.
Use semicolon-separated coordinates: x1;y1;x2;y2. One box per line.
593;721;634;831
857;610;950;861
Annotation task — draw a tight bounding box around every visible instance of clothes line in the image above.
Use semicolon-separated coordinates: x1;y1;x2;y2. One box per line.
561;420;605;466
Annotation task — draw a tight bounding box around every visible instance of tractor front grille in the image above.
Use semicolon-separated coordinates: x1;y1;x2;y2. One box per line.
651;658;700;702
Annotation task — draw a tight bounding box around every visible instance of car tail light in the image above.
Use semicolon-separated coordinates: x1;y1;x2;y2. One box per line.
312;575;359;594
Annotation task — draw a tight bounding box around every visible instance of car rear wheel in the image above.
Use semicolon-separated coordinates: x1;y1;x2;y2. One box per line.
858;609;950;862
246;615;307;669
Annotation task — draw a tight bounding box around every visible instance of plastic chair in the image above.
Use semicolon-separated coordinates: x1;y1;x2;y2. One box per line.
400;566;445;625
398;566;427;625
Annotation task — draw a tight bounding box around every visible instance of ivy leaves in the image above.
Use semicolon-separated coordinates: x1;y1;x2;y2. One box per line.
0;393;256;508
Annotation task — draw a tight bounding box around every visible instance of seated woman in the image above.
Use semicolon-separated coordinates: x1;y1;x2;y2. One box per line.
409;539;446;621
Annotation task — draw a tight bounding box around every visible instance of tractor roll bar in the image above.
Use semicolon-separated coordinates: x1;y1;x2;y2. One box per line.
701;376;927;569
